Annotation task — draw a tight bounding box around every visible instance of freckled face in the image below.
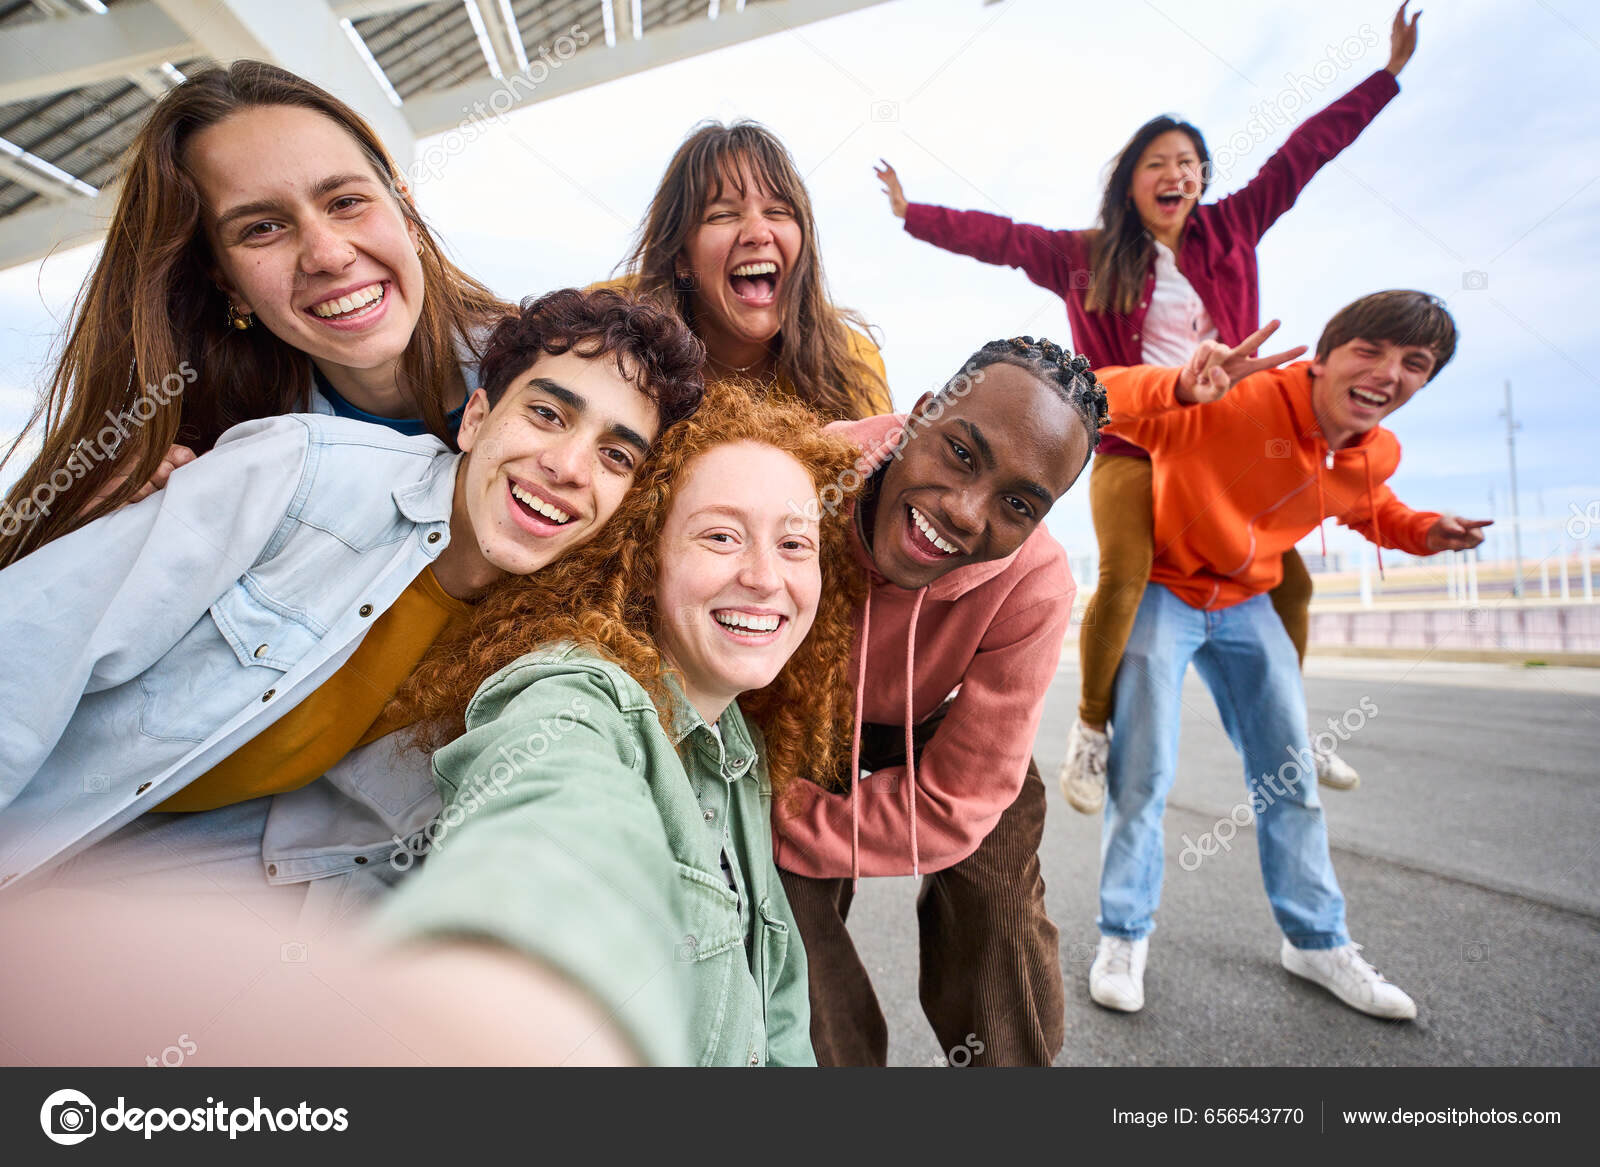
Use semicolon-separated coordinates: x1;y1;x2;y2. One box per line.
655;441;822;719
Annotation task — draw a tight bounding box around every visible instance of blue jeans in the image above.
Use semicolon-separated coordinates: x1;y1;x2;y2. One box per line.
1098;584;1348;950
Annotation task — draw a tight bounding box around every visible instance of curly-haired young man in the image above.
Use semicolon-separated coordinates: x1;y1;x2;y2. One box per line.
0;288;704;901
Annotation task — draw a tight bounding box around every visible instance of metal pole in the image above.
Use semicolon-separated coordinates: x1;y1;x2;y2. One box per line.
1503;381;1524;597
1488;486;1497;566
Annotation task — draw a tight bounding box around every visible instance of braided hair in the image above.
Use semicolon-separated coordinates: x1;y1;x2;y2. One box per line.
939;335;1109;452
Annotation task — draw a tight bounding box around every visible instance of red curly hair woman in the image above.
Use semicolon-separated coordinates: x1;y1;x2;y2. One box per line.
375;380;866;1065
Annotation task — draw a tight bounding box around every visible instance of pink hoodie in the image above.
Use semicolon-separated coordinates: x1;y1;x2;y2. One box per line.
772;413;1077;881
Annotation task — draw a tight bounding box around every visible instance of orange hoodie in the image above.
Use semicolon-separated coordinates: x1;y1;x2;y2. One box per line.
772;414;1076;881
1099;361;1440;610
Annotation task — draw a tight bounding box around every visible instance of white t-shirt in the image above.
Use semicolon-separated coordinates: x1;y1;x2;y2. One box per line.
1141;240;1218;367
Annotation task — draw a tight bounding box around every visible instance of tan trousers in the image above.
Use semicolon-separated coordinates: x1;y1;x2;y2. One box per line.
1077;453;1313;727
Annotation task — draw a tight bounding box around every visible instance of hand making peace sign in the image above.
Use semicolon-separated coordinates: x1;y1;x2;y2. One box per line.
1175;320;1309;404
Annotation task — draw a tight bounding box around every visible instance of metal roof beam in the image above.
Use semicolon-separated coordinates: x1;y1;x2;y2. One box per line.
330;0;433;17
403;0;890;139
0;177;118;270
151;0;414;167
0;2;196;104
0;141;96;200
477;0;531;76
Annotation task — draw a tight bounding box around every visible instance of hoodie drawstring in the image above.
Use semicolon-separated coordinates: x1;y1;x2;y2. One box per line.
903;587;927;879
849;591;871;891
1362;447;1385;578
1315;451;1328;561
1317;443;1386;579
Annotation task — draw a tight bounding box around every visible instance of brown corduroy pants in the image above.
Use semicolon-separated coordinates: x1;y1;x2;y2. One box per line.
1078;453;1313;728
779;715;1065;1067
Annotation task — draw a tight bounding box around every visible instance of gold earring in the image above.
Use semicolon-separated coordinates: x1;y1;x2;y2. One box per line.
225;302;254;330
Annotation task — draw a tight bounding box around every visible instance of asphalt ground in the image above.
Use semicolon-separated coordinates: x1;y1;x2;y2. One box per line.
843;654;1600;1066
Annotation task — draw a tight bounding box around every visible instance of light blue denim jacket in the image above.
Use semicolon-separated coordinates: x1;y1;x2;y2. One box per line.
0;413;457;890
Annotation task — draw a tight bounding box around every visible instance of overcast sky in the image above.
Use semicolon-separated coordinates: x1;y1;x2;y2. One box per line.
2;0;1595;569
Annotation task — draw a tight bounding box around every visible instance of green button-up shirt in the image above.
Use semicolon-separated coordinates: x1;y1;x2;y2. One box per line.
371;643;814;1067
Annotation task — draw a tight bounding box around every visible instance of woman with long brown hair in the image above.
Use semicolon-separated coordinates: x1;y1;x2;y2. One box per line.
610;120;889;422
874;4;1425;805
0;60;510;568
378;380;866;1064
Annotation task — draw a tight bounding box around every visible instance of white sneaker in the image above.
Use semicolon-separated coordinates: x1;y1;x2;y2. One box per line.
1058;719;1109;814
1089;935;1148;1012
1280;939;1416;1020
1314;742;1360;790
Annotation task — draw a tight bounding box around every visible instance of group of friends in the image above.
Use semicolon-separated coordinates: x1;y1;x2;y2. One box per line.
0;2;1489;1066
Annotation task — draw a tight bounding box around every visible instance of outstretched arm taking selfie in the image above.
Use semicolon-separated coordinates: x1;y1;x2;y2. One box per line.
370;660;693;1067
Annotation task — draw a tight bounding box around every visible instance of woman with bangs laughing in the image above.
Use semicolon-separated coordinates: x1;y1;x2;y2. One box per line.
605;120;891;422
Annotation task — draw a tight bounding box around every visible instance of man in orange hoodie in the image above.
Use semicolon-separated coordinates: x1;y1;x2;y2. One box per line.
774;336;1103;1066
1088;290;1489;1021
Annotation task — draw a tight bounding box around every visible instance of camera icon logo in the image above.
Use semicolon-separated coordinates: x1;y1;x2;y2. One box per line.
83;773;110;794
1463;941;1489;963
1461;270;1488;291
870;772;898;794
1066;941;1098;964
1264;438;1293;458
280;941;308;963
40;1088;97;1145
675;934;699;962
870;100;899;122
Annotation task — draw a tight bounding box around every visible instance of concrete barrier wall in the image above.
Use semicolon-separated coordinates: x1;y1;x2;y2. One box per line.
1308;602;1600;654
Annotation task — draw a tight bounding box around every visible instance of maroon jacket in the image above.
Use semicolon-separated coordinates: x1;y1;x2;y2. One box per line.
903;69;1400;458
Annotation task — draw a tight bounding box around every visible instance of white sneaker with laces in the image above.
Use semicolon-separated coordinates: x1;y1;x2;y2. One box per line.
1314;741;1360;790
1280;939;1416;1020
1089;935;1148;1013
1058;719;1110;814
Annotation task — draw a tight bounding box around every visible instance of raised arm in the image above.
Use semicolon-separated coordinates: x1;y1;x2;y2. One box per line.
880;161;1084;296
1210;4;1420;244
1101;322;1307;449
